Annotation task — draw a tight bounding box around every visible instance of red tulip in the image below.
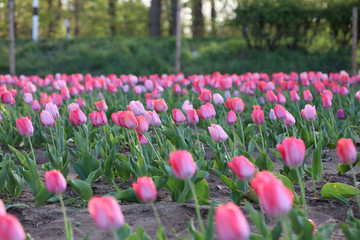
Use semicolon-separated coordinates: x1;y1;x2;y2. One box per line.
290;90;300;102
339;86;349;96
250;171;294;217
88;196;124;231
224;97;244;113
321;94;332;108
208;124;228;143
303;89;313;102
336;138;357;164
154;98;168;113
187;109;199;125
40;110;55;127
169;150;197;179
227;110;237;125
95;100;108;112
138;134;149;145
144;111;161;127
16;116;34;137
228;156;255;180
274;104;286;120
135;115;149;135
1;91;13;104
265;90;277;104
31;100;40;112
198;89;212;103
69;108;87;126
277;137;306;168
0;214;26;240
129;100;145;116
132;177;157;202
45;169;67;194
172;108;186;124
251;105;264;125
89;111;107;127
121;111;138;129
301;104;316;121
215;202;250;240
45;103;59;120
40;96;52;108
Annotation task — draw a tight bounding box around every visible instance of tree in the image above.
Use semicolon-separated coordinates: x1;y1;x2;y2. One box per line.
192;0;204;37
108;0;116;36
149;0;161;36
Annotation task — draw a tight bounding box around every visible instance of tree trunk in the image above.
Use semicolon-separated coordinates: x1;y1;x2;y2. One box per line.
108;0;116;36
47;0;54;37
9;0;16;75
210;0;216;36
192;0;204;37
170;0;177;36
149;0;161;36
74;0;80;36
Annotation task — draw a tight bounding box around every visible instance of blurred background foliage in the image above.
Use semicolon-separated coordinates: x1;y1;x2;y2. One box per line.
0;0;359;75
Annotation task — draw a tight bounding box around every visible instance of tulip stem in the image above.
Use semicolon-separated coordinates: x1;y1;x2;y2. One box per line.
295;167;308;219
311;171;318;198
328;108;336;130
82;125;89;151
350;166;360;212
59;194;73;240
237;113;245;149
259;125;266;153
232;125;237;150
311;121;317;148
194;125;204;155
222;142;232;160
50;128;55;149
126;129;132;151
281;215;291;240
144;133;163;162
186;178;205;233
150;201;163;229
101;126;108;157
28;137;36;164
284;123;290;137
154;127;163;147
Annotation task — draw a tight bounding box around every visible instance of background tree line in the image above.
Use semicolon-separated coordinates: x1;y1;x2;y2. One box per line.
0;0;359;50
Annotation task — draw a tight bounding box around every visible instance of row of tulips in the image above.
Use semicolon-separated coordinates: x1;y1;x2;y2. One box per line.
0;70;360;239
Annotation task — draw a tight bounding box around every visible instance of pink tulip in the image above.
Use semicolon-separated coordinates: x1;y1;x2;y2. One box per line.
69;108;87;126
251;171;294;217
228;156;255;180
172;109;186;124
197;104;213;121
40;96;52;108
277;93;286;105
269;109;277;121
274;104;286;120
251;105;264;125
265;90;277;103
24;93;33;104
337;109;345;120
132;177;157;203
77;97;86;108
284;111;296;127
199;89;212;103
0;199;5;216
169;150;197;179
89;111;107;127
133;86;142;95
182;100;193;112
135;115;149;135
301;104;316;121
339;86;349;96
0;214;26;240
68;103;79;112
144;111;161;127
146;99;154;110
31;100;41;112
224;97;244;113
138;134;149;145
356;90;360;102
215;202;250;240
61;86;70;100
129;100;146;116
45;103;59;120
187;109;199;125
205;103;216;118
88;196;125;231
51;93;63;108
45;169;67;194
208;124;228;143
154;98;168;113
336;138;357;164
277;137;306;168
40;110;55;127
303;89;313;102
16;116;34;137
309;219;317;234
290;90;300;102
227;110;237;125
1;91;13;104
321;94;332;108
95;100;108;112
173;84;181;94
213;93;224;105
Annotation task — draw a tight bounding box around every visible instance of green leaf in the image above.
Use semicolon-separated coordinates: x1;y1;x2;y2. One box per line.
341;223;360;240
116;224;132;239
312;138;324;180
337;153;360;175
255;152;274;171
0;159;10;192
244;200;268;237
321;182;360;200
194;179;210;203
271;220;282;240
67;179;93;201
156;225;167;240
314;224;335;240
273;173;300;204
115;188;138;202
204;202;215;240
35;187;55;206
5;203;30;210
126;226;151;240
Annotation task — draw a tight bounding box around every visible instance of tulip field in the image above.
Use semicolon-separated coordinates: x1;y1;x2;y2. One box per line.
1;71;360;239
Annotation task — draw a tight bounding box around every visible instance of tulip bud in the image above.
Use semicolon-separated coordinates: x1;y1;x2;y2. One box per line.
227;110;237;125
169;150;197;179
336;138;357;164
45;169;67;194
172;109;186;124
16;116;34;137
40;110;55;128
228;156;255;180
277;137;306;168
154;99;168;113
208;124;228;143
132;177;157;202
187;109;199;125
0;214;26;240
301;104;316;121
